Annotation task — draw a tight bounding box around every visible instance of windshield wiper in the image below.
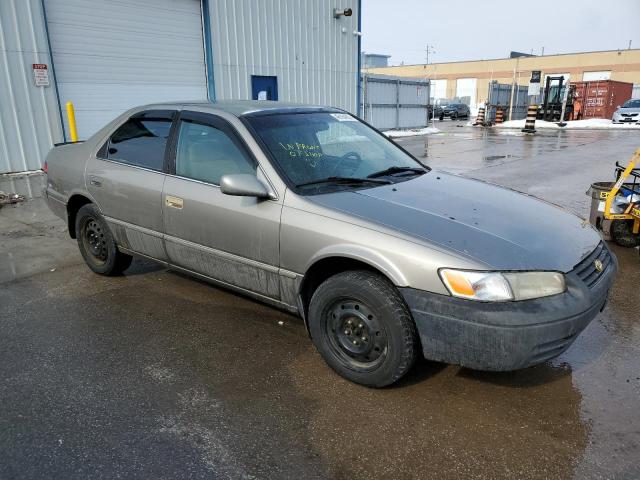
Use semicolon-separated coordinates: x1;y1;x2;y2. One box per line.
296;176;392;188
367;166;427;179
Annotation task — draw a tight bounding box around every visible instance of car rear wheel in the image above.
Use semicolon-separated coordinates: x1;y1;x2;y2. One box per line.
75;204;132;275
308;270;418;387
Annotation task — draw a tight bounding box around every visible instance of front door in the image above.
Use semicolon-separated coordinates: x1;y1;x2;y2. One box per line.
251;75;278;101
86;110;174;260
162;111;282;299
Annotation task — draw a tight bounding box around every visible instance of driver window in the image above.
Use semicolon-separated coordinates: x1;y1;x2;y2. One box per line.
175;120;255;185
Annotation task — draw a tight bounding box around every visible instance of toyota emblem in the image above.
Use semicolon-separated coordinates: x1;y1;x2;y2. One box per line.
594;259;604;272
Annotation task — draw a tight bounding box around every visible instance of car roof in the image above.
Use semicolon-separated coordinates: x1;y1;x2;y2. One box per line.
136;99;343;117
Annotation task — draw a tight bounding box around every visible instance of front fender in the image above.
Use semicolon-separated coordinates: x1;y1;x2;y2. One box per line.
305;244;409;286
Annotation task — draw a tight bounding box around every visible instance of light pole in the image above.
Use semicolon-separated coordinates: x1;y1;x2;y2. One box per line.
425;45;436;65
425;45;436;125
508;56;520;121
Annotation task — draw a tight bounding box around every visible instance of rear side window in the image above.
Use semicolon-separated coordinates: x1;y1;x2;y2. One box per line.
105;115;173;171
175;119;255;185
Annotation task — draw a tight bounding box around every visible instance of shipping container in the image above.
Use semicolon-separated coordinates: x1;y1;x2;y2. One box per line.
486;82;529;121
571;80;633;119
360;74;431;130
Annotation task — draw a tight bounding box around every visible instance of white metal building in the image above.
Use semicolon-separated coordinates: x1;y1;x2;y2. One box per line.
0;0;361;173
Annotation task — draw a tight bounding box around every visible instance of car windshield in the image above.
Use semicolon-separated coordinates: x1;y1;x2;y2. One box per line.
245;112;427;192
622;99;640;108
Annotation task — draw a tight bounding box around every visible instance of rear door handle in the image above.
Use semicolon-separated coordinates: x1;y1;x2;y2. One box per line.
165;195;184;209
89;177;102;187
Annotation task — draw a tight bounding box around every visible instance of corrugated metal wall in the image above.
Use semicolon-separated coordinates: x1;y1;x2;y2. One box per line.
207;0;359;113
0;0;63;174
361;74;430;130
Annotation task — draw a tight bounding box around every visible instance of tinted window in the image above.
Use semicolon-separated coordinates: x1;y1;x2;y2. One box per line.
175;120;255;185
107;117;172;171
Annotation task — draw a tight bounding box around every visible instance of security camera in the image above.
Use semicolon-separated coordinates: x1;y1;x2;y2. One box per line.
334;7;353;18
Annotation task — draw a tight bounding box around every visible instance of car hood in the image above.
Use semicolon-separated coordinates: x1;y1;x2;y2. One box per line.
309;172;601;272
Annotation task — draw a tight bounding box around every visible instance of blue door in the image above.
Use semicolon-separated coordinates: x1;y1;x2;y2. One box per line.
251;75;278;101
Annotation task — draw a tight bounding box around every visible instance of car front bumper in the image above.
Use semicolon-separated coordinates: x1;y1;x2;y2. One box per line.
612;113;639;123
400;247;617;371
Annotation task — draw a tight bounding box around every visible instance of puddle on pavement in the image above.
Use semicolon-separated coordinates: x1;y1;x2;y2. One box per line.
483;154;516;161
288;354;588;479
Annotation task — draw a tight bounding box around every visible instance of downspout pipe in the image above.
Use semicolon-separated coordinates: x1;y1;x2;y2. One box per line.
40;0;67;142
356;0;362;116
201;0;216;101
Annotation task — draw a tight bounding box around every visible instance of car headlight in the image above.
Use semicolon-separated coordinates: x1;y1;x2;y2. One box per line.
439;269;566;302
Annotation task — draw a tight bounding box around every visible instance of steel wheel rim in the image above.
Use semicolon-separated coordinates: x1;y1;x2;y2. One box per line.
325;298;388;371
81;217;108;265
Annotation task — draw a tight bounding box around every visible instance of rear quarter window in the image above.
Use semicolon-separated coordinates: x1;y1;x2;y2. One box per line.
102;115;173;171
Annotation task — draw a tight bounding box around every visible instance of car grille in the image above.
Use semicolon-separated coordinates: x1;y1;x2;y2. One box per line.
621;113;638;117
572;242;611;288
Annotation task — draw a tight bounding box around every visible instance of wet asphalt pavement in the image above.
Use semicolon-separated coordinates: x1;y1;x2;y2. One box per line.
1;121;639;479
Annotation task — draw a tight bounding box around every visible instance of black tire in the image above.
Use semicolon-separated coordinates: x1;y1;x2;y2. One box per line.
308;270;419;387
451;113;458;121
611;220;640;248
75;203;132;275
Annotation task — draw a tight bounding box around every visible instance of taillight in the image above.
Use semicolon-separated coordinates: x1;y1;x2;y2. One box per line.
42;161;48;173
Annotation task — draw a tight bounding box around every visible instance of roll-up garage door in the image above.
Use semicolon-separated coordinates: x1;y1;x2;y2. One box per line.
455;78;477;109
44;0;208;139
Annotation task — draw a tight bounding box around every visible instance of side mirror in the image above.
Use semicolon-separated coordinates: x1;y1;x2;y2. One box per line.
616;105;621;109
220;174;271;199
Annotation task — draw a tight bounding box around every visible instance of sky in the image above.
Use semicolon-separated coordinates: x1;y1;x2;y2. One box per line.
361;0;640;65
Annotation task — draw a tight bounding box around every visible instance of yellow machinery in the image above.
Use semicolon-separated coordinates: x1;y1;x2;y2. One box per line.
601;148;640;247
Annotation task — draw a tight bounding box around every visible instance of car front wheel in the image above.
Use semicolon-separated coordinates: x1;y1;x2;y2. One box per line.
75;204;132;275
611;219;640;247
308;270;419;387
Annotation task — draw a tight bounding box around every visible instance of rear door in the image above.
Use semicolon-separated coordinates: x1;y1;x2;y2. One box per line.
86;110;175;260
162;111;282;299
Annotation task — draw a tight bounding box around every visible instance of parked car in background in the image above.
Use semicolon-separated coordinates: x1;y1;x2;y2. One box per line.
43;100;616;388
612;99;640;124
439;103;471;120
428;104;443;120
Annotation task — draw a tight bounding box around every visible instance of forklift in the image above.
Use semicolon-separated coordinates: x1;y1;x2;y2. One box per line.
536;76;574;122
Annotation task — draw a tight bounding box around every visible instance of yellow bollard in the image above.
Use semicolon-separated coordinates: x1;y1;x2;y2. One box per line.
66;101;78;142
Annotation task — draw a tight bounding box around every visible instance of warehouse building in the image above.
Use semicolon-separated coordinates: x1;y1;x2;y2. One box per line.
366;49;640;110
361;52;390;69
0;0;361;173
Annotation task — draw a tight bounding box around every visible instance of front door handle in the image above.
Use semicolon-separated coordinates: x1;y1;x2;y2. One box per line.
89;177;102;187
165;195;184;209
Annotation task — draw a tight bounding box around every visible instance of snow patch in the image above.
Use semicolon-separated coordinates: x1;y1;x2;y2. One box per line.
384;127;441;138
495;118;640;130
